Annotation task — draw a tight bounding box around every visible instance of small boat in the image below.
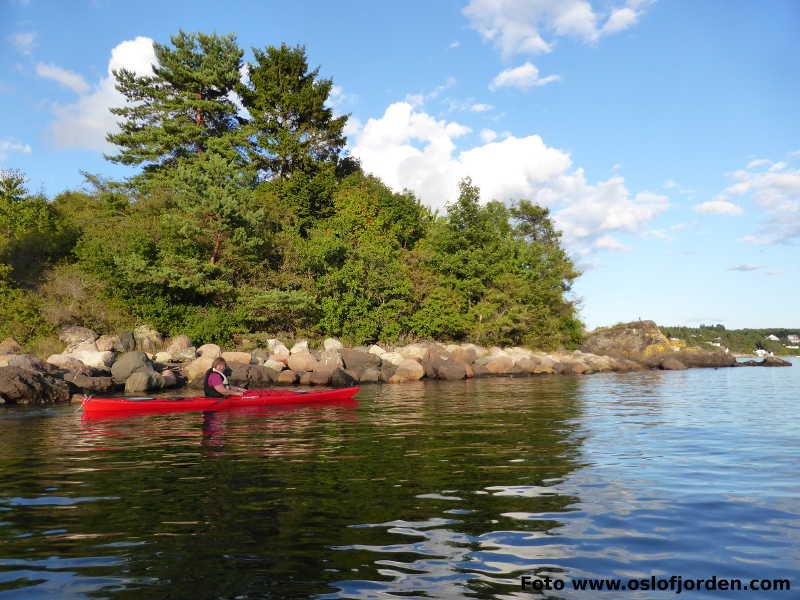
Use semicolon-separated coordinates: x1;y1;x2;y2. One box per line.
82;387;360;416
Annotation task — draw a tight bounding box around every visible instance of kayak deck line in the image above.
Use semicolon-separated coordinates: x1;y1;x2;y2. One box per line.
81;387;360;415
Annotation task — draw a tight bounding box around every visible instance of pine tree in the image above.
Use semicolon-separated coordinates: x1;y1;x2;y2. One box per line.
238;43;347;180
106;31;244;180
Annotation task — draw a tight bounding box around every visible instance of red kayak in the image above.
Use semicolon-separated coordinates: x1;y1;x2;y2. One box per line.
82;387;360;415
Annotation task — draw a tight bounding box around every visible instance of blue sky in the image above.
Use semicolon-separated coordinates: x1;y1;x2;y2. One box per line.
2;0;799;329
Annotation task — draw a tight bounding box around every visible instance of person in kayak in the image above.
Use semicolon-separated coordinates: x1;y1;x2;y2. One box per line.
203;357;246;398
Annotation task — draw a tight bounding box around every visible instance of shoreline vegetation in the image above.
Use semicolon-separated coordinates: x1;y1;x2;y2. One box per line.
0;30;794;404
0;320;791;406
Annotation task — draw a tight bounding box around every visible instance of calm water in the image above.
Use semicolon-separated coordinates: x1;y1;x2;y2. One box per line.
1;361;798;599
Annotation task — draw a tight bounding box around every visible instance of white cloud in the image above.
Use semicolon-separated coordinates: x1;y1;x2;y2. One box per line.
470;103;494;112
342;116;363;139
716;159;800;244
0;138;32;161
663;179;678;189
351;101;668;255
405;76;456;107
9;32;36;55
595;235;629;251
746;158;770;169
36;63;90;94
448;41;461;49
479;128;498;143
463;0;652;58
328;85;357;108
727;264;764;272
489;62;559;91
693;200;744;215
48;36;157;152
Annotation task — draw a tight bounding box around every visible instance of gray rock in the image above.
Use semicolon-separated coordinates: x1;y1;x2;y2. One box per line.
166;335;192;353
111;351;154;384
660;357;688;370
125;371;164;393
133;325;163;353
341;349;381;372
330;368;357;387
0;367;71;405
59;326;98;348
118;331;136;352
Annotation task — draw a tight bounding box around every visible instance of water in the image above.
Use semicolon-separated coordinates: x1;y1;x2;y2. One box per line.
1;362;798;599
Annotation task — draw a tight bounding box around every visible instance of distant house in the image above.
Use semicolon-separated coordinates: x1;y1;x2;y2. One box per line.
788;334;800;344
766;334;780;341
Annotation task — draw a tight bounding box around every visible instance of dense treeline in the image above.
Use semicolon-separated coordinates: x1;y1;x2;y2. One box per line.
662;325;800;356
0;31;582;354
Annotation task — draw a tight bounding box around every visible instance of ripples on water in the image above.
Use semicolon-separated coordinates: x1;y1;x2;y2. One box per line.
0;362;798;598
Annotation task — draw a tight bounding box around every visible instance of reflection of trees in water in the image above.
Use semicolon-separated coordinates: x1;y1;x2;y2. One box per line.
0;377;590;599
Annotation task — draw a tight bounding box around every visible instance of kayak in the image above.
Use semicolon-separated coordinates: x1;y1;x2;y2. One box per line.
81;387;360;415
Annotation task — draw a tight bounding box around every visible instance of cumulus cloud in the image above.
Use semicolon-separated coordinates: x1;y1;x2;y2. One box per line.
47;37;157;152
727;264;764;272
448;41;461;49
693;200;744;215
463;0;652;58
489;62;559;91
351;101;668;255
0;138;32;161
36;63;90;94
479;128;498;143
8;32;36;55
714;158;800;244
470;103;494;112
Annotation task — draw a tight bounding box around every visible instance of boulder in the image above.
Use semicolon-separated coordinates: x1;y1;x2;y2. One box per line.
368;344;386;356
380;352;404;366
360;367;380;383
473;363;491;378
0;354;15;367
124;371;164;393
221;351;252;364
7;354;47;372
276;370;298;385
435;362;467;381
197;343;221;359
398;343;429;362
330;368;357;387
69;349;114;368
47;354;86;371
318;350;343;372
0;337;22;354
111;351;155;384
118;331;136;352
761;356;792;367
227;364;277;387
449;346;477;365
660;357;688;370
59;326;98;349
63;371;115;393
299;371;313;385
394;359;425;381
95;334;122;352
288;351;318;372
133;325;163;353
0;367;71;405
513;357;540;374
323;338;343;351
154;352;173;364
380;361;397;382
290;340;309;354
251;349;270;365
184;356;214;383
172;347;197;362
484;355;514;374
269;344;290;364
166;335;192;353
307;370;331;385
341;349;380;372
263;359;285;372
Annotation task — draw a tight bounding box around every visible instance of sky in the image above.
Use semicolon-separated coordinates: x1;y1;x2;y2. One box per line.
2;0;799;330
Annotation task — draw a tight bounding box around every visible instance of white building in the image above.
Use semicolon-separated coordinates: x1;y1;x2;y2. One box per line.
766;334;780;341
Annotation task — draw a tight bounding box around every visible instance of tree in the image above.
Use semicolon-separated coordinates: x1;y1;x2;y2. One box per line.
106;31;244;181
238;43;348;180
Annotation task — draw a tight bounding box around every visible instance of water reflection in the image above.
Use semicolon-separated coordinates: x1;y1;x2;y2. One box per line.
0;364;797;598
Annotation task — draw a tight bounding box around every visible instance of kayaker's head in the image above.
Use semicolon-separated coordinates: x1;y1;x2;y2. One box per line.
212;357;227;373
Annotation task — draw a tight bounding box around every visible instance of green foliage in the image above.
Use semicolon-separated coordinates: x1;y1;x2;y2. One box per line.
662;325;800;356
238;43;347;179
4;30;585;353
106;30;244;182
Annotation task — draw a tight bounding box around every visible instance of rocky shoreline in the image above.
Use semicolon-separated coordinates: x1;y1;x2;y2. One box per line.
0;321;791;405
